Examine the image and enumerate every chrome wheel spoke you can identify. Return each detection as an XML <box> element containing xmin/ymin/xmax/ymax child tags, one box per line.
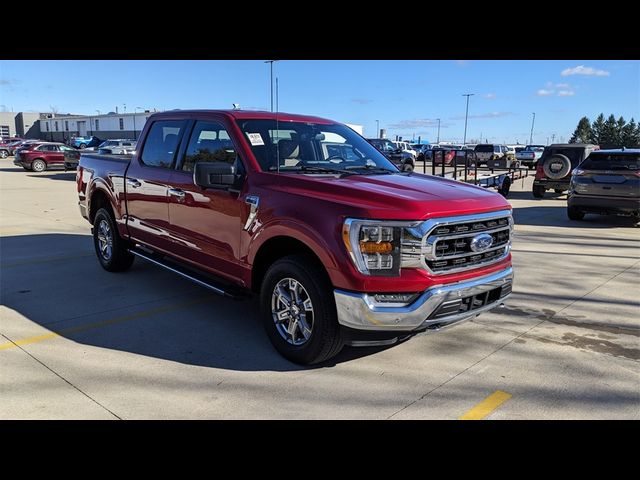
<box><xmin>271</xmin><ymin>277</ymin><xmax>315</xmax><ymax>346</ymax></box>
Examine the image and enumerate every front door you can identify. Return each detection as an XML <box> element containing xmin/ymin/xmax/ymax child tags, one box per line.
<box><xmin>125</xmin><ymin>119</ymin><xmax>188</xmax><ymax>254</ymax></box>
<box><xmin>166</xmin><ymin>119</ymin><xmax>245</xmax><ymax>281</ymax></box>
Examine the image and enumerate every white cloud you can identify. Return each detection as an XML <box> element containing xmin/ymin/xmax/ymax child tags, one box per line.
<box><xmin>561</xmin><ymin>65</ymin><xmax>610</xmax><ymax>77</ymax></box>
<box><xmin>388</xmin><ymin>118</ymin><xmax>446</xmax><ymax>129</ymax></box>
<box><xmin>450</xmin><ymin>112</ymin><xmax>513</xmax><ymax>120</ymax></box>
<box><xmin>557</xmin><ymin>90</ymin><xmax>575</xmax><ymax>96</ymax></box>
<box><xmin>537</xmin><ymin>89</ymin><xmax>555</xmax><ymax>96</ymax></box>
<box><xmin>483</xmin><ymin>93</ymin><xmax>496</xmax><ymax>99</ymax></box>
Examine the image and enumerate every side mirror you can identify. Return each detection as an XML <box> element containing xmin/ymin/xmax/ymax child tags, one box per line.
<box><xmin>194</xmin><ymin>162</ymin><xmax>238</xmax><ymax>188</ymax></box>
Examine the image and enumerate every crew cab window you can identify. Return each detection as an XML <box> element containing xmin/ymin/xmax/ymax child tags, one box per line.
<box><xmin>181</xmin><ymin>121</ymin><xmax>237</xmax><ymax>172</ymax></box>
<box><xmin>140</xmin><ymin>120</ymin><xmax>186</xmax><ymax>168</ymax></box>
<box><xmin>38</xmin><ymin>145</ymin><xmax>59</xmax><ymax>152</ymax></box>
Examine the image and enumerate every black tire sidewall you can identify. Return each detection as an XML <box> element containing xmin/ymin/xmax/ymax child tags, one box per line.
<box><xmin>260</xmin><ymin>255</ymin><xmax>341</xmax><ymax>364</ymax></box>
<box><xmin>92</xmin><ymin>208</ymin><xmax>133</xmax><ymax>272</ymax></box>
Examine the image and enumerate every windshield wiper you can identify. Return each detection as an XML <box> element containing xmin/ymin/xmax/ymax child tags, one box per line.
<box><xmin>344</xmin><ymin>164</ymin><xmax>395</xmax><ymax>175</ymax></box>
<box><xmin>273</xmin><ymin>165</ymin><xmax>355</xmax><ymax>176</ymax></box>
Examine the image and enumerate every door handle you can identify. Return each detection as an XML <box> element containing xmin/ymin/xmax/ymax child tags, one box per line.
<box><xmin>169</xmin><ymin>188</ymin><xmax>186</xmax><ymax>198</ymax></box>
<box><xmin>126</xmin><ymin>178</ymin><xmax>141</xmax><ymax>188</ymax></box>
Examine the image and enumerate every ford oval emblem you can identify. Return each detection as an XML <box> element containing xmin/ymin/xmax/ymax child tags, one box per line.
<box><xmin>470</xmin><ymin>233</ymin><xmax>493</xmax><ymax>252</ymax></box>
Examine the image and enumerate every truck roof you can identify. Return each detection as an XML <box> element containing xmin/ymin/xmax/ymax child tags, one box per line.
<box><xmin>151</xmin><ymin>109</ymin><xmax>335</xmax><ymax>124</ymax></box>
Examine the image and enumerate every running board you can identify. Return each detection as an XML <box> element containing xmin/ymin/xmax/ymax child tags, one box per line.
<box><xmin>128</xmin><ymin>248</ymin><xmax>248</xmax><ymax>300</ymax></box>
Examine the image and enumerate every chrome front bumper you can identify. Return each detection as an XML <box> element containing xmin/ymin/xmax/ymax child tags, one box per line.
<box><xmin>334</xmin><ymin>267</ymin><xmax>513</xmax><ymax>332</ymax></box>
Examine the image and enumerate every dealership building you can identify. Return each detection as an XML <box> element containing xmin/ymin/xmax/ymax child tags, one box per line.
<box><xmin>38</xmin><ymin>111</ymin><xmax>154</xmax><ymax>142</ymax></box>
<box><xmin>0</xmin><ymin>111</ymin><xmax>43</xmax><ymax>140</ymax></box>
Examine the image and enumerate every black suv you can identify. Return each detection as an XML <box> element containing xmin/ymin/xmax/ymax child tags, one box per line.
<box><xmin>366</xmin><ymin>138</ymin><xmax>415</xmax><ymax>171</ymax></box>
<box><xmin>532</xmin><ymin>144</ymin><xmax>599</xmax><ymax>198</ymax></box>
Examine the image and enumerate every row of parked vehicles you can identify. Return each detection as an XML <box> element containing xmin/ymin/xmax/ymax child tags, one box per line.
<box><xmin>0</xmin><ymin>137</ymin><xmax>137</xmax><ymax>172</ymax></box>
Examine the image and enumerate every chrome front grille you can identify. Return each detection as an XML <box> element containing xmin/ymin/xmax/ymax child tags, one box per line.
<box><xmin>401</xmin><ymin>210</ymin><xmax>512</xmax><ymax>275</ymax></box>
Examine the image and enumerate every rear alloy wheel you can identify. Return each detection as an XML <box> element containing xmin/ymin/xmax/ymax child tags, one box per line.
<box><xmin>0</xmin><ymin>150</ymin><xmax>8</xmax><ymax>159</ymax></box>
<box><xmin>567</xmin><ymin>206</ymin><xmax>585</xmax><ymax>221</ymax></box>
<box><xmin>261</xmin><ymin>254</ymin><xmax>343</xmax><ymax>365</ymax></box>
<box><xmin>92</xmin><ymin>208</ymin><xmax>134</xmax><ymax>272</ymax></box>
<box><xmin>79</xmin><ymin>143</ymin><xmax>87</xmax><ymax>149</ymax></box>
<box><xmin>532</xmin><ymin>185</ymin><xmax>545</xmax><ymax>198</ymax></box>
<box><xmin>31</xmin><ymin>159</ymin><xmax>47</xmax><ymax>172</ymax></box>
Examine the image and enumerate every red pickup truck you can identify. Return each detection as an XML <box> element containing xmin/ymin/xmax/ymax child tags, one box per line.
<box><xmin>77</xmin><ymin>110</ymin><xmax>514</xmax><ymax>364</ymax></box>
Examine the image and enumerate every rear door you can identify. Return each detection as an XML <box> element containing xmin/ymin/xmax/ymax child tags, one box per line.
<box><xmin>576</xmin><ymin>153</ymin><xmax>640</xmax><ymax>198</ymax></box>
<box><xmin>125</xmin><ymin>119</ymin><xmax>188</xmax><ymax>253</ymax></box>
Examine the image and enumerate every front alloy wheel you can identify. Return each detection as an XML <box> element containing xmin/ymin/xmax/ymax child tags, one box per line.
<box><xmin>271</xmin><ymin>278</ymin><xmax>314</xmax><ymax>346</ymax></box>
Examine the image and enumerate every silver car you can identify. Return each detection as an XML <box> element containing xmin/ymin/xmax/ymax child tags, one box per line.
<box><xmin>97</xmin><ymin>139</ymin><xmax>137</xmax><ymax>155</ymax></box>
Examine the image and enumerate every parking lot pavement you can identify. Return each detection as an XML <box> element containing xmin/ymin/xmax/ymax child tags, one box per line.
<box><xmin>1</xmin><ymin>164</ymin><xmax>638</xmax><ymax>419</ymax></box>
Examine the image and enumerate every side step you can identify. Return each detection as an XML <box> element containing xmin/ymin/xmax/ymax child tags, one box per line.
<box><xmin>128</xmin><ymin>248</ymin><xmax>249</xmax><ymax>300</ymax></box>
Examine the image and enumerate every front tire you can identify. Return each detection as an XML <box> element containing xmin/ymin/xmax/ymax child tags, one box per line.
<box><xmin>0</xmin><ymin>150</ymin><xmax>8</xmax><ymax>159</ymax></box>
<box><xmin>93</xmin><ymin>208</ymin><xmax>134</xmax><ymax>272</ymax></box>
<box><xmin>79</xmin><ymin>143</ymin><xmax>87</xmax><ymax>149</ymax></box>
<box><xmin>567</xmin><ymin>206</ymin><xmax>585</xmax><ymax>221</ymax></box>
<box><xmin>402</xmin><ymin>162</ymin><xmax>414</xmax><ymax>172</ymax></box>
<box><xmin>260</xmin><ymin>254</ymin><xmax>343</xmax><ymax>365</ymax></box>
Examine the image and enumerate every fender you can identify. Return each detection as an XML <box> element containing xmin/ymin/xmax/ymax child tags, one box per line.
<box><xmin>246</xmin><ymin>218</ymin><xmax>341</xmax><ymax>272</ymax></box>
<box><xmin>87</xmin><ymin>177</ymin><xmax>127</xmax><ymax>236</ymax></box>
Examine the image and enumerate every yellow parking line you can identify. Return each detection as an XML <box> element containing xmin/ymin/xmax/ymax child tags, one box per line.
<box><xmin>0</xmin><ymin>296</ymin><xmax>209</xmax><ymax>351</ymax></box>
<box><xmin>459</xmin><ymin>390</ymin><xmax>512</xmax><ymax>420</ymax></box>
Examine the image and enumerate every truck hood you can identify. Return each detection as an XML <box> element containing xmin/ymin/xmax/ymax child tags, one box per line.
<box><xmin>269</xmin><ymin>172</ymin><xmax>510</xmax><ymax>220</ymax></box>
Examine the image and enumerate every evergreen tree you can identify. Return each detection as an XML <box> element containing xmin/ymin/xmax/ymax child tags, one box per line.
<box><xmin>621</xmin><ymin>118</ymin><xmax>640</xmax><ymax>147</ymax></box>
<box><xmin>569</xmin><ymin>116</ymin><xmax>593</xmax><ymax>143</ymax></box>
<box><xmin>600</xmin><ymin>114</ymin><xmax>619</xmax><ymax>148</ymax></box>
<box><xmin>591</xmin><ymin>113</ymin><xmax>606</xmax><ymax>145</ymax></box>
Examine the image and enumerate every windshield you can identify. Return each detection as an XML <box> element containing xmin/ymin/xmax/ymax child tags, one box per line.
<box><xmin>580</xmin><ymin>153</ymin><xmax>640</xmax><ymax>171</ymax></box>
<box><xmin>475</xmin><ymin>144</ymin><xmax>494</xmax><ymax>152</ymax></box>
<box><xmin>524</xmin><ymin>145</ymin><xmax>544</xmax><ymax>152</ymax></box>
<box><xmin>236</xmin><ymin>119</ymin><xmax>398</xmax><ymax>174</ymax></box>
<box><xmin>100</xmin><ymin>140</ymin><xmax>118</xmax><ymax>147</ymax></box>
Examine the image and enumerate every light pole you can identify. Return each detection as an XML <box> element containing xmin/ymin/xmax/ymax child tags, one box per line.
<box><xmin>529</xmin><ymin>112</ymin><xmax>536</xmax><ymax>144</ymax></box>
<box><xmin>462</xmin><ymin>93</ymin><xmax>474</xmax><ymax>146</ymax></box>
<box><xmin>376</xmin><ymin>119</ymin><xmax>380</xmax><ymax>138</ymax></box>
<box><xmin>436</xmin><ymin>118</ymin><xmax>441</xmax><ymax>143</ymax></box>
<box><xmin>264</xmin><ymin>60</ymin><xmax>278</xmax><ymax>112</ymax></box>
<box><xmin>134</xmin><ymin>107</ymin><xmax>143</xmax><ymax>140</ymax></box>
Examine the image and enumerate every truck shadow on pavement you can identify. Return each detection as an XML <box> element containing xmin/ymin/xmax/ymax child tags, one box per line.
<box><xmin>1</xmin><ymin>234</ymin><xmax>391</xmax><ymax>372</ymax></box>
<box><xmin>26</xmin><ymin>172</ymin><xmax>76</xmax><ymax>181</ymax></box>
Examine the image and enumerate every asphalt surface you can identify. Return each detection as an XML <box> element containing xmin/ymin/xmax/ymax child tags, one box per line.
<box><xmin>1</xmin><ymin>163</ymin><xmax>638</xmax><ymax>419</ymax></box>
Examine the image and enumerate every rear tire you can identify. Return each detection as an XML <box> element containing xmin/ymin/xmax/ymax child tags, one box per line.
<box><xmin>79</xmin><ymin>143</ymin><xmax>87</xmax><ymax>149</ymax></box>
<box><xmin>260</xmin><ymin>254</ymin><xmax>343</xmax><ymax>365</ymax></box>
<box><xmin>567</xmin><ymin>206</ymin><xmax>585</xmax><ymax>221</ymax></box>
<box><xmin>0</xmin><ymin>150</ymin><xmax>8</xmax><ymax>159</ymax></box>
<box><xmin>93</xmin><ymin>208</ymin><xmax>134</xmax><ymax>272</ymax></box>
<box><xmin>532</xmin><ymin>185</ymin><xmax>545</xmax><ymax>199</ymax></box>
<box><xmin>31</xmin><ymin>159</ymin><xmax>47</xmax><ymax>172</ymax></box>
<box><xmin>498</xmin><ymin>177</ymin><xmax>511</xmax><ymax>197</ymax></box>
<box><xmin>402</xmin><ymin>162</ymin><xmax>414</xmax><ymax>173</ymax></box>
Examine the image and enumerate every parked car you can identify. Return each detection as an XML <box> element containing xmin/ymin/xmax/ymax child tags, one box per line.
<box><xmin>474</xmin><ymin>144</ymin><xmax>509</xmax><ymax>167</ymax></box>
<box><xmin>8</xmin><ymin>139</ymin><xmax>42</xmax><ymax>156</ymax></box>
<box><xmin>392</xmin><ymin>141</ymin><xmax>417</xmax><ymax>160</ymax></box>
<box><xmin>532</xmin><ymin>143</ymin><xmax>600</xmax><ymax>198</ymax></box>
<box><xmin>516</xmin><ymin>145</ymin><xmax>545</xmax><ymax>169</ymax></box>
<box><xmin>77</xmin><ymin>109</ymin><xmax>513</xmax><ymax>364</ymax></box>
<box><xmin>72</xmin><ymin>136</ymin><xmax>102</xmax><ymax>149</ymax></box>
<box><xmin>411</xmin><ymin>144</ymin><xmax>433</xmax><ymax>162</ymax></box>
<box><xmin>97</xmin><ymin>139</ymin><xmax>137</xmax><ymax>155</ymax></box>
<box><xmin>13</xmin><ymin>142</ymin><xmax>78</xmax><ymax>172</ymax></box>
<box><xmin>432</xmin><ymin>147</ymin><xmax>456</xmax><ymax>166</ymax></box>
<box><xmin>63</xmin><ymin>148</ymin><xmax>81</xmax><ymax>170</ymax></box>
<box><xmin>0</xmin><ymin>140</ymin><xmax>24</xmax><ymax>158</ymax></box>
<box><xmin>366</xmin><ymin>138</ymin><xmax>415</xmax><ymax>171</ymax></box>
<box><xmin>567</xmin><ymin>148</ymin><xmax>640</xmax><ymax>224</ymax></box>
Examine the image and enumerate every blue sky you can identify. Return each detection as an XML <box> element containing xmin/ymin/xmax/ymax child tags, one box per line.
<box><xmin>1</xmin><ymin>60</ymin><xmax>638</xmax><ymax>144</ymax></box>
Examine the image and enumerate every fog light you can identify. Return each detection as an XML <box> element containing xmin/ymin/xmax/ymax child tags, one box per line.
<box><xmin>373</xmin><ymin>293</ymin><xmax>419</xmax><ymax>304</ymax></box>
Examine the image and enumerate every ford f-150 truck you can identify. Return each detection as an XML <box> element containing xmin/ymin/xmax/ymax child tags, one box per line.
<box><xmin>77</xmin><ymin>110</ymin><xmax>514</xmax><ymax>364</ymax></box>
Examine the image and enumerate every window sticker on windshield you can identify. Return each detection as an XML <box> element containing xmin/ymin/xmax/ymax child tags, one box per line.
<box><xmin>246</xmin><ymin>133</ymin><xmax>264</xmax><ymax>146</ymax></box>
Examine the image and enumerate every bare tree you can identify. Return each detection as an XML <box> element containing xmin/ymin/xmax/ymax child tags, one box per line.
<box><xmin>49</xmin><ymin>105</ymin><xmax>60</xmax><ymax>115</ymax></box>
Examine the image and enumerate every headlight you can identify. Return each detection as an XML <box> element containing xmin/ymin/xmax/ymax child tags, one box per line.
<box><xmin>342</xmin><ymin>219</ymin><xmax>418</xmax><ymax>276</ymax></box>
